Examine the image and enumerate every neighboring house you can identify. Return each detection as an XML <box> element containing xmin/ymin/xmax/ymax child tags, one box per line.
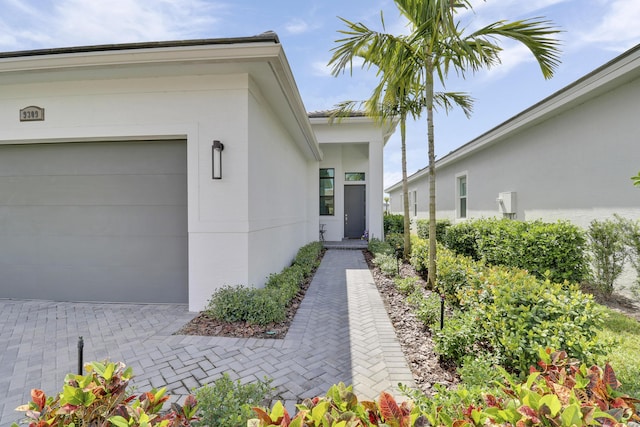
<box><xmin>0</xmin><ymin>34</ymin><xmax>395</xmax><ymax>311</ymax></box>
<box><xmin>386</xmin><ymin>43</ymin><xmax>640</xmax><ymax>230</ymax></box>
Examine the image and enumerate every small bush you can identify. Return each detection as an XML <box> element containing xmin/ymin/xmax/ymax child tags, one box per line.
<box><xmin>406</xmin><ymin>351</ymin><xmax>640</xmax><ymax>427</ymax></box>
<box><xmin>457</xmin><ymin>353</ymin><xmax>502</xmax><ymax>389</ymax></box>
<box><xmin>385</xmin><ymin>232</ymin><xmax>405</xmax><ymax>257</ymax></box>
<box><xmin>409</xmin><ymin>237</ymin><xmax>429</xmax><ymax>273</ymax></box>
<box><xmin>394</xmin><ymin>276</ymin><xmax>419</xmax><ymax>295</ymax></box>
<box><xmin>368</xmin><ymin>238</ymin><xmax>394</xmax><ymax>256</ymax></box>
<box><xmin>617</xmin><ymin>214</ymin><xmax>640</xmax><ymax>297</ymax></box>
<box><xmin>433</xmin><ymin>310</ymin><xmax>482</xmax><ymax>365</ymax></box>
<box><xmin>195</xmin><ymin>373</ymin><xmax>273</xmax><ymax>427</ymax></box>
<box><xmin>372</xmin><ymin>253</ymin><xmax>398</xmax><ymax>277</ymax></box>
<box><xmin>588</xmin><ymin>218</ymin><xmax>628</xmax><ymax>295</ymax></box>
<box><xmin>427</xmin><ymin>245</ymin><xmax>608</xmax><ymax>375</ymax></box>
<box><xmin>383</xmin><ymin>213</ymin><xmax>404</xmax><ymax>236</ymax></box>
<box><xmin>416</xmin><ymin>219</ymin><xmax>451</xmax><ymax>242</ymax></box>
<box><xmin>13</xmin><ymin>361</ymin><xmax>198</xmax><ymax>427</ymax></box>
<box><xmin>410</xmin><ymin>291</ymin><xmax>441</xmax><ymax>327</ymax></box>
<box><xmin>206</xmin><ymin>285</ymin><xmax>254</xmax><ymax>322</ymax></box>
<box><xmin>205</xmin><ymin>241</ymin><xmax>322</xmax><ymax>325</ymax></box>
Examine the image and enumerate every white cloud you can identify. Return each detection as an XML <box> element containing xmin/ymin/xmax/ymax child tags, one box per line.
<box><xmin>580</xmin><ymin>0</ymin><xmax>640</xmax><ymax>51</ymax></box>
<box><xmin>285</xmin><ymin>18</ymin><xmax>310</xmax><ymax>35</ymax></box>
<box><xmin>0</xmin><ymin>0</ymin><xmax>227</xmax><ymax>50</ymax></box>
<box><xmin>312</xmin><ymin>60</ymin><xmax>333</xmax><ymax>77</ymax></box>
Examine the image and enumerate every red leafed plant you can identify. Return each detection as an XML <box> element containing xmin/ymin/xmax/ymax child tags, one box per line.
<box><xmin>12</xmin><ymin>361</ymin><xmax>198</xmax><ymax>427</ymax></box>
<box><xmin>253</xmin><ymin>383</ymin><xmax>426</xmax><ymax>427</ymax></box>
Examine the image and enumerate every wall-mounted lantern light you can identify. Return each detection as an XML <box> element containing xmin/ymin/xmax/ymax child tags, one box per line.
<box><xmin>212</xmin><ymin>140</ymin><xmax>224</xmax><ymax>179</ymax></box>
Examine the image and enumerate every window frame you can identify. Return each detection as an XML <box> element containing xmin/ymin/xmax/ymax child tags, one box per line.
<box><xmin>319</xmin><ymin>168</ymin><xmax>335</xmax><ymax>216</ymax></box>
<box><xmin>456</xmin><ymin>172</ymin><xmax>468</xmax><ymax>219</ymax></box>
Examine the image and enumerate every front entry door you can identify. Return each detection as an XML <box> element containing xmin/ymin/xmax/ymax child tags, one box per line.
<box><xmin>344</xmin><ymin>185</ymin><xmax>366</xmax><ymax>238</ymax></box>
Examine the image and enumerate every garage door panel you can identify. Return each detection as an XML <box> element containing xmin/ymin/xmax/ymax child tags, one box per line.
<box><xmin>0</xmin><ymin>140</ymin><xmax>188</xmax><ymax>304</ymax></box>
<box><xmin>0</xmin><ymin>206</ymin><xmax>186</xmax><ymax>237</ymax></box>
<box><xmin>0</xmin><ymin>174</ymin><xmax>187</xmax><ymax>206</ymax></box>
<box><xmin>1</xmin><ymin>264</ymin><xmax>186</xmax><ymax>303</ymax></box>
<box><xmin>0</xmin><ymin>141</ymin><xmax>187</xmax><ymax>177</ymax></box>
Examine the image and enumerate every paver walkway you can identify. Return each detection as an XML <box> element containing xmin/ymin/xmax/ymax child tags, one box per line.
<box><xmin>0</xmin><ymin>249</ymin><xmax>415</xmax><ymax>426</ymax></box>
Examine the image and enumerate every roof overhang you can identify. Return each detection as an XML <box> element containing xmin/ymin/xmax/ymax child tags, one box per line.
<box><xmin>0</xmin><ymin>34</ymin><xmax>322</xmax><ymax>161</ymax></box>
<box><xmin>308</xmin><ymin>111</ymin><xmax>399</xmax><ymax>145</ymax></box>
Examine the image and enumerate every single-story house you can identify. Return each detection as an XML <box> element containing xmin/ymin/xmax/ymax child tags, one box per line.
<box><xmin>0</xmin><ymin>34</ymin><xmax>395</xmax><ymax>311</ymax></box>
<box><xmin>386</xmin><ymin>43</ymin><xmax>640</xmax><ymax>230</ymax></box>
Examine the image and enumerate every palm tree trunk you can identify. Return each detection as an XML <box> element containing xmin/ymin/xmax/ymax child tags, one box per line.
<box><xmin>400</xmin><ymin>115</ymin><xmax>411</xmax><ymax>259</ymax></box>
<box><xmin>426</xmin><ymin>64</ymin><xmax>437</xmax><ymax>290</ymax></box>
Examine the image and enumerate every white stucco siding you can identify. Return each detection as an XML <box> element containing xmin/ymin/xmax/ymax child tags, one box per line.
<box><xmin>434</xmin><ymin>74</ymin><xmax>640</xmax><ymax>226</ymax></box>
<box><xmin>246</xmin><ymin>88</ymin><xmax>312</xmax><ymax>287</ymax></box>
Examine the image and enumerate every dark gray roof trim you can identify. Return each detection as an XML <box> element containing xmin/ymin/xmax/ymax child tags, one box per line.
<box><xmin>308</xmin><ymin>110</ymin><xmax>367</xmax><ymax>118</ymax></box>
<box><xmin>0</xmin><ymin>31</ymin><xmax>280</xmax><ymax>59</ymax></box>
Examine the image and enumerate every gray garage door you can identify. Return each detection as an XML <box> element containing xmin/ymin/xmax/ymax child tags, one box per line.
<box><xmin>0</xmin><ymin>140</ymin><xmax>188</xmax><ymax>303</ymax></box>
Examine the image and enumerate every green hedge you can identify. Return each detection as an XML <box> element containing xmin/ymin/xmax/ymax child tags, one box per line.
<box><xmin>205</xmin><ymin>241</ymin><xmax>323</xmax><ymax>325</ymax></box>
<box><xmin>416</xmin><ymin>219</ymin><xmax>451</xmax><ymax>242</ymax></box>
<box><xmin>410</xmin><ymin>239</ymin><xmax>608</xmax><ymax>375</ymax></box>
<box><xmin>444</xmin><ymin>218</ymin><xmax>589</xmax><ymax>284</ymax></box>
<box><xmin>383</xmin><ymin>213</ymin><xmax>404</xmax><ymax>236</ymax></box>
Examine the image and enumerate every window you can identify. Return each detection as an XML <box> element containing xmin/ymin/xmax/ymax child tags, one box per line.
<box><xmin>320</xmin><ymin>168</ymin><xmax>334</xmax><ymax>215</ymax></box>
<box><xmin>413</xmin><ymin>190</ymin><xmax>417</xmax><ymax>217</ymax></box>
<box><xmin>345</xmin><ymin>172</ymin><xmax>365</xmax><ymax>181</ymax></box>
<box><xmin>457</xmin><ymin>175</ymin><xmax>467</xmax><ymax>218</ymax></box>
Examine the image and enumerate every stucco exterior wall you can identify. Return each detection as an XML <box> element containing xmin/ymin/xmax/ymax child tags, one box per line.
<box><xmin>432</xmin><ymin>74</ymin><xmax>640</xmax><ymax>227</ymax></box>
<box><xmin>246</xmin><ymin>85</ymin><xmax>313</xmax><ymax>286</ymax></box>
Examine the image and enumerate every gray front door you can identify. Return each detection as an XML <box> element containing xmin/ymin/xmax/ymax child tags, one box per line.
<box><xmin>344</xmin><ymin>185</ymin><xmax>366</xmax><ymax>238</ymax></box>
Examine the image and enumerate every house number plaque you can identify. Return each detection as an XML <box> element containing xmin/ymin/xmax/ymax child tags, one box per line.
<box><xmin>20</xmin><ymin>106</ymin><xmax>45</xmax><ymax>122</ymax></box>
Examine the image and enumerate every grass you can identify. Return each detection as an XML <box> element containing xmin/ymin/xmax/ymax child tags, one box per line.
<box><xmin>598</xmin><ymin>307</ymin><xmax>640</xmax><ymax>398</ymax></box>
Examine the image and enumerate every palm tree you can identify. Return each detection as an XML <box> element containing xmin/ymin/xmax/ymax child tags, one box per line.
<box><xmin>329</xmin><ymin>0</ymin><xmax>560</xmax><ymax>288</ymax></box>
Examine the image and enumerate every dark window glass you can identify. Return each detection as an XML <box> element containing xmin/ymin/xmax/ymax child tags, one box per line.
<box><xmin>320</xmin><ymin>168</ymin><xmax>335</xmax><ymax>215</ymax></box>
<box><xmin>345</xmin><ymin>172</ymin><xmax>365</xmax><ymax>181</ymax></box>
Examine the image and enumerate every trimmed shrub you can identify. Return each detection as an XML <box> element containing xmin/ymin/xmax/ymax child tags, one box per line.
<box><xmin>416</xmin><ymin>218</ymin><xmax>451</xmax><ymax>242</ymax></box>
<box><xmin>368</xmin><ymin>238</ymin><xmax>394</xmax><ymax>256</ymax></box>
<box><xmin>394</xmin><ymin>276</ymin><xmax>419</xmax><ymax>295</ymax></box>
<box><xmin>384</xmin><ymin>232</ymin><xmax>405</xmax><ymax>257</ymax></box>
<box><xmin>616</xmin><ymin>214</ymin><xmax>640</xmax><ymax>296</ymax></box>
<box><xmin>409</xmin><ymin>237</ymin><xmax>429</xmax><ymax>273</ymax></box>
<box><xmin>205</xmin><ymin>241</ymin><xmax>323</xmax><ymax>325</ymax></box>
<box><xmin>195</xmin><ymin>373</ymin><xmax>273</xmax><ymax>427</ymax></box>
<box><xmin>443</xmin><ymin>220</ymin><xmax>479</xmax><ymax>260</ymax></box>
<box><xmin>372</xmin><ymin>253</ymin><xmax>398</xmax><ymax>277</ymax></box>
<box><xmin>444</xmin><ymin>218</ymin><xmax>589</xmax><ymax>284</ymax></box>
<box><xmin>588</xmin><ymin>217</ymin><xmax>627</xmax><ymax>295</ymax></box>
<box><xmin>424</xmin><ymin>244</ymin><xmax>608</xmax><ymax>375</ymax></box>
<box><xmin>383</xmin><ymin>213</ymin><xmax>404</xmax><ymax>236</ymax></box>
<box><xmin>408</xmin><ymin>291</ymin><xmax>442</xmax><ymax>327</ymax></box>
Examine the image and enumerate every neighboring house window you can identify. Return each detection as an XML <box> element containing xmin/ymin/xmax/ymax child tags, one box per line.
<box><xmin>457</xmin><ymin>175</ymin><xmax>467</xmax><ymax>218</ymax></box>
<box><xmin>320</xmin><ymin>168</ymin><xmax>335</xmax><ymax>215</ymax></box>
<box><xmin>345</xmin><ymin>172</ymin><xmax>365</xmax><ymax>181</ymax></box>
<box><xmin>413</xmin><ymin>190</ymin><xmax>417</xmax><ymax>217</ymax></box>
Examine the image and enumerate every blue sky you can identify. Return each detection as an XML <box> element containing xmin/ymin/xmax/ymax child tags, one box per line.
<box><xmin>1</xmin><ymin>0</ymin><xmax>639</xmax><ymax>188</ymax></box>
